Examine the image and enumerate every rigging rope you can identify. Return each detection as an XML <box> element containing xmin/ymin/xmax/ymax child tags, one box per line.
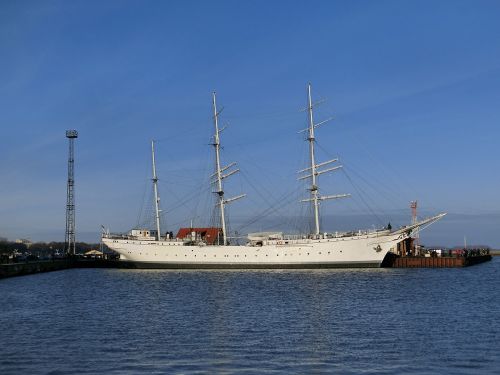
<box><xmin>340</xmin><ymin>168</ymin><xmax>385</xmax><ymax>226</ymax></box>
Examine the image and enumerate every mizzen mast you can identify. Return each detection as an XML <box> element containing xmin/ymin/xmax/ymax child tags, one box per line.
<box><xmin>151</xmin><ymin>140</ymin><xmax>162</xmax><ymax>241</ymax></box>
<box><xmin>298</xmin><ymin>83</ymin><xmax>350</xmax><ymax>235</ymax></box>
<box><xmin>212</xmin><ymin>92</ymin><xmax>245</xmax><ymax>245</ymax></box>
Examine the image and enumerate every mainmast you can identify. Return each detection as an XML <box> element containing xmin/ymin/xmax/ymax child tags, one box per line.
<box><xmin>307</xmin><ymin>84</ymin><xmax>321</xmax><ymax>234</ymax></box>
<box><xmin>298</xmin><ymin>83</ymin><xmax>350</xmax><ymax>236</ymax></box>
<box><xmin>151</xmin><ymin>140</ymin><xmax>162</xmax><ymax>241</ymax></box>
<box><xmin>211</xmin><ymin>92</ymin><xmax>245</xmax><ymax>245</ymax></box>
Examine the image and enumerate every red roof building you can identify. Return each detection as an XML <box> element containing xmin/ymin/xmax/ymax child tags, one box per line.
<box><xmin>175</xmin><ymin>227</ymin><xmax>221</xmax><ymax>245</ymax></box>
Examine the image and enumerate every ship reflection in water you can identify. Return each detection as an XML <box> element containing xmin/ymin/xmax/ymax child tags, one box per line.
<box><xmin>0</xmin><ymin>264</ymin><xmax>499</xmax><ymax>374</ymax></box>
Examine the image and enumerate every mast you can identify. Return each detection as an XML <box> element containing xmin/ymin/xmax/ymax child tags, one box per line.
<box><xmin>211</xmin><ymin>92</ymin><xmax>245</xmax><ymax>245</ymax></box>
<box><xmin>151</xmin><ymin>140</ymin><xmax>161</xmax><ymax>241</ymax></box>
<box><xmin>212</xmin><ymin>92</ymin><xmax>227</xmax><ymax>244</ymax></box>
<box><xmin>298</xmin><ymin>83</ymin><xmax>350</xmax><ymax>236</ymax></box>
<box><xmin>307</xmin><ymin>84</ymin><xmax>321</xmax><ymax>234</ymax></box>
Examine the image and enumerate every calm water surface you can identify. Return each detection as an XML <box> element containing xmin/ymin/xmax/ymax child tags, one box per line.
<box><xmin>1</xmin><ymin>260</ymin><xmax>499</xmax><ymax>374</ymax></box>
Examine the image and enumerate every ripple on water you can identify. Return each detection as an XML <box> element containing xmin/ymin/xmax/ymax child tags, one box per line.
<box><xmin>0</xmin><ymin>262</ymin><xmax>499</xmax><ymax>374</ymax></box>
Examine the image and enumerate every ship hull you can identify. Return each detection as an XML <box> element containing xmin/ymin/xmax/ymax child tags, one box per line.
<box><xmin>107</xmin><ymin>260</ymin><xmax>382</xmax><ymax>269</ymax></box>
<box><xmin>102</xmin><ymin>231</ymin><xmax>407</xmax><ymax>269</ymax></box>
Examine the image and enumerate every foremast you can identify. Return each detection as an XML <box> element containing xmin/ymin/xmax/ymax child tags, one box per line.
<box><xmin>151</xmin><ymin>140</ymin><xmax>162</xmax><ymax>241</ymax></box>
<box><xmin>211</xmin><ymin>92</ymin><xmax>245</xmax><ymax>245</ymax></box>
<box><xmin>299</xmin><ymin>83</ymin><xmax>350</xmax><ymax>236</ymax></box>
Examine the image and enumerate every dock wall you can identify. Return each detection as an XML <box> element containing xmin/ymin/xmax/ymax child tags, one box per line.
<box><xmin>0</xmin><ymin>260</ymin><xmax>74</xmax><ymax>279</ymax></box>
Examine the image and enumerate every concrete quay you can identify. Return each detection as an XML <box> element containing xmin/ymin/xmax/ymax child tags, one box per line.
<box><xmin>0</xmin><ymin>259</ymin><xmax>74</xmax><ymax>279</ymax></box>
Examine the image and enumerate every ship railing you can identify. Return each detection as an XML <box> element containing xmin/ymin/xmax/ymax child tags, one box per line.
<box><xmin>281</xmin><ymin>228</ymin><xmax>390</xmax><ymax>241</ymax></box>
<box><xmin>102</xmin><ymin>233</ymin><xmax>181</xmax><ymax>241</ymax></box>
<box><xmin>102</xmin><ymin>233</ymin><xmax>129</xmax><ymax>240</ymax></box>
<box><xmin>102</xmin><ymin>233</ymin><xmax>145</xmax><ymax>240</ymax></box>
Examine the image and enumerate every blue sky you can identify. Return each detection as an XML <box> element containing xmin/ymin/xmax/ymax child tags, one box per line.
<box><xmin>1</xmin><ymin>0</ymin><xmax>500</xmax><ymax>247</ymax></box>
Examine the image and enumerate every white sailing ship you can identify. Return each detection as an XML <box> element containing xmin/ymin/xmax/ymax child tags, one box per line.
<box><xmin>102</xmin><ymin>84</ymin><xmax>445</xmax><ymax>268</ymax></box>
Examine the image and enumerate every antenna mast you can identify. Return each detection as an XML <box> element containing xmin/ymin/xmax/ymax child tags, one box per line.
<box><xmin>212</xmin><ymin>92</ymin><xmax>245</xmax><ymax>245</ymax></box>
<box><xmin>410</xmin><ymin>200</ymin><xmax>419</xmax><ymax>253</ymax></box>
<box><xmin>151</xmin><ymin>140</ymin><xmax>162</xmax><ymax>241</ymax></box>
<box><xmin>65</xmin><ymin>130</ymin><xmax>78</xmax><ymax>255</ymax></box>
<box><xmin>298</xmin><ymin>83</ymin><xmax>350</xmax><ymax>236</ymax></box>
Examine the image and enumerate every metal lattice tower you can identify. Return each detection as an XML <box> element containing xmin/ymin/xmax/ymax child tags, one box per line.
<box><xmin>65</xmin><ymin>130</ymin><xmax>78</xmax><ymax>255</ymax></box>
